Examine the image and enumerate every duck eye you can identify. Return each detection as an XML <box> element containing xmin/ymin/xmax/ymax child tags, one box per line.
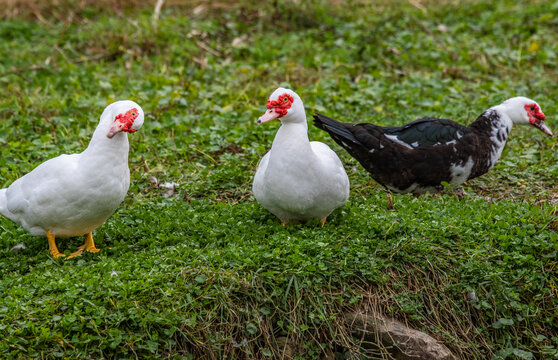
<box><xmin>283</xmin><ymin>97</ymin><xmax>289</xmax><ymax>102</ymax></box>
<box><xmin>530</xmin><ymin>106</ymin><xmax>535</xmax><ymax>111</ymax></box>
<box><xmin>131</xmin><ymin>112</ymin><xmax>136</xmax><ymax>116</ymax></box>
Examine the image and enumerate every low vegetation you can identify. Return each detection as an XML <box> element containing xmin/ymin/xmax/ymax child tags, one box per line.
<box><xmin>0</xmin><ymin>0</ymin><xmax>556</xmax><ymax>358</ymax></box>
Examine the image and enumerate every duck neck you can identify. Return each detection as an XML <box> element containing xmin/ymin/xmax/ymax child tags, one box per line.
<box><xmin>470</xmin><ymin>105</ymin><xmax>513</xmax><ymax>170</ymax></box>
<box><xmin>83</xmin><ymin>120</ymin><xmax>130</xmax><ymax>162</ymax></box>
<box><xmin>272</xmin><ymin>121</ymin><xmax>311</xmax><ymax>153</ymax></box>
<box><xmin>471</xmin><ymin>106</ymin><xmax>513</xmax><ymax>141</ymax></box>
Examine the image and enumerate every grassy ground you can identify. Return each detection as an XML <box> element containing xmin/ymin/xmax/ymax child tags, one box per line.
<box><xmin>0</xmin><ymin>0</ymin><xmax>557</xmax><ymax>358</ymax></box>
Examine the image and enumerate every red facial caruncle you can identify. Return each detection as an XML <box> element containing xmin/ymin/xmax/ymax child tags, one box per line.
<box><xmin>107</xmin><ymin>108</ymin><xmax>140</xmax><ymax>138</ymax></box>
<box><xmin>524</xmin><ymin>103</ymin><xmax>552</xmax><ymax>136</ymax></box>
<box><xmin>525</xmin><ymin>103</ymin><xmax>545</xmax><ymax>123</ymax></box>
<box><xmin>267</xmin><ymin>93</ymin><xmax>294</xmax><ymax>117</ymax></box>
<box><xmin>257</xmin><ymin>93</ymin><xmax>295</xmax><ymax>124</ymax></box>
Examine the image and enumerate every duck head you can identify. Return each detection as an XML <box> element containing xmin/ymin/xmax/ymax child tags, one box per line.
<box><xmin>106</xmin><ymin>100</ymin><xmax>145</xmax><ymax>138</ymax></box>
<box><xmin>257</xmin><ymin>88</ymin><xmax>306</xmax><ymax>125</ymax></box>
<box><xmin>500</xmin><ymin>97</ymin><xmax>552</xmax><ymax>136</ymax></box>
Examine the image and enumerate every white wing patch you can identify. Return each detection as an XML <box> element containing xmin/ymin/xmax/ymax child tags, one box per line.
<box><xmin>385</xmin><ymin>134</ymin><xmax>413</xmax><ymax>149</ymax></box>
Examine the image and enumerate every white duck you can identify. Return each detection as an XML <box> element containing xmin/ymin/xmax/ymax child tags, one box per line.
<box><xmin>0</xmin><ymin>100</ymin><xmax>144</xmax><ymax>258</ymax></box>
<box><xmin>253</xmin><ymin>88</ymin><xmax>349</xmax><ymax>226</ymax></box>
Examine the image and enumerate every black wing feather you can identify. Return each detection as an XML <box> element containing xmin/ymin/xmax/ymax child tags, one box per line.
<box><xmin>382</xmin><ymin>117</ymin><xmax>467</xmax><ymax>147</ymax></box>
<box><xmin>313</xmin><ymin>113</ymin><xmax>360</xmax><ymax>144</ymax></box>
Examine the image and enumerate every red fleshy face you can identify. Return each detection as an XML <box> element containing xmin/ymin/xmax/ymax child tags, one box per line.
<box><xmin>266</xmin><ymin>93</ymin><xmax>294</xmax><ymax>118</ymax></box>
<box><xmin>525</xmin><ymin>103</ymin><xmax>546</xmax><ymax>124</ymax></box>
<box><xmin>114</xmin><ymin>108</ymin><xmax>140</xmax><ymax>133</ymax></box>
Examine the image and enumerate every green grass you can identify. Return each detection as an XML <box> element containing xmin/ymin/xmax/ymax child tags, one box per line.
<box><xmin>0</xmin><ymin>0</ymin><xmax>557</xmax><ymax>358</ymax></box>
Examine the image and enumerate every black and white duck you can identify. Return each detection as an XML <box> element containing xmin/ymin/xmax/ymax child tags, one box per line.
<box><xmin>313</xmin><ymin>97</ymin><xmax>552</xmax><ymax>194</ymax></box>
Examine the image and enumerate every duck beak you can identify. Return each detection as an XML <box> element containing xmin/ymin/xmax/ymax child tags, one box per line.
<box><xmin>107</xmin><ymin>113</ymin><xmax>138</xmax><ymax>138</ymax></box>
<box><xmin>534</xmin><ymin>121</ymin><xmax>553</xmax><ymax>137</ymax></box>
<box><xmin>107</xmin><ymin>120</ymin><xmax>126</xmax><ymax>138</ymax></box>
<box><xmin>257</xmin><ymin>108</ymin><xmax>281</xmax><ymax>124</ymax></box>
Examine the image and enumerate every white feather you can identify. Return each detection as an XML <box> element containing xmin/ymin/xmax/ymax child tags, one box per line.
<box><xmin>253</xmin><ymin>89</ymin><xmax>349</xmax><ymax>222</ymax></box>
<box><xmin>385</xmin><ymin>134</ymin><xmax>413</xmax><ymax>149</ymax></box>
<box><xmin>450</xmin><ymin>156</ymin><xmax>474</xmax><ymax>184</ymax></box>
<box><xmin>0</xmin><ymin>100</ymin><xmax>143</xmax><ymax>237</ymax></box>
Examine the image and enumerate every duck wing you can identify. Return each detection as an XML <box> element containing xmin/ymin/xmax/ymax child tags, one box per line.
<box><xmin>381</xmin><ymin>117</ymin><xmax>468</xmax><ymax>148</ymax></box>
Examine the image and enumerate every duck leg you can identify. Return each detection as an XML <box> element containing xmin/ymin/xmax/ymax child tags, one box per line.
<box><xmin>82</xmin><ymin>232</ymin><xmax>100</xmax><ymax>253</ymax></box>
<box><xmin>320</xmin><ymin>218</ymin><xmax>327</xmax><ymax>227</ymax></box>
<box><xmin>46</xmin><ymin>230</ymin><xmax>65</xmax><ymax>258</ymax></box>
<box><xmin>67</xmin><ymin>232</ymin><xmax>100</xmax><ymax>259</ymax></box>
<box><xmin>386</xmin><ymin>193</ymin><xmax>394</xmax><ymax>210</ymax></box>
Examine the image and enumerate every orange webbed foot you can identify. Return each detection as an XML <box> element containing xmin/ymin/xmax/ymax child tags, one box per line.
<box><xmin>46</xmin><ymin>230</ymin><xmax>66</xmax><ymax>258</ymax></box>
<box><xmin>66</xmin><ymin>233</ymin><xmax>100</xmax><ymax>260</ymax></box>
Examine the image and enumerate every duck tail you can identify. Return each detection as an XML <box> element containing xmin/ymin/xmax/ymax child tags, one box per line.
<box><xmin>0</xmin><ymin>188</ymin><xmax>17</xmax><ymax>223</ymax></box>
<box><xmin>312</xmin><ymin>113</ymin><xmax>360</xmax><ymax>144</ymax></box>
<box><xmin>0</xmin><ymin>188</ymin><xmax>9</xmax><ymax>219</ymax></box>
